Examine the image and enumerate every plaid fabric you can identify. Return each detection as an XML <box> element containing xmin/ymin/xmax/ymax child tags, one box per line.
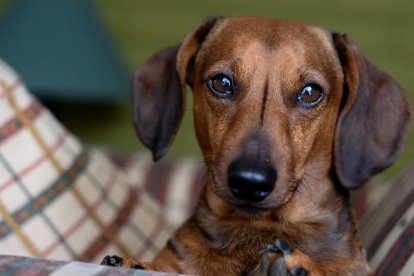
<box><xmin>0</xmin><ymin>59</ymin><xmax>174</xmax><ymax>264</ymax></box>
<box><xmin>358</xmin><ymin>161</ymin><xmax>414</xmax><ymax>276</ymax></box>
<box><xmin>0</xmin><ymin>254</ymin><xmax>186</xmax><ymax>276</ymax></box>
<box><xmin>106</xmin><ymin>150</ymin><xmax>205</xmax><ymax>228</ymax></box>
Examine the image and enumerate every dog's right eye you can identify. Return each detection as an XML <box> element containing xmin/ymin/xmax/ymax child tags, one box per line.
<box><xmin>208</xmin><ymin>74</ymin><xmax>234</xmax><ymax>98</ymax></box>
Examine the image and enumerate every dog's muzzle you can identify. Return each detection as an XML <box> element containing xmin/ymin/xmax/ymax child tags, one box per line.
<box><xmin>227</xmin><ymin>160</ymin><xmax>277</xmax><ymax>202</ymax></box>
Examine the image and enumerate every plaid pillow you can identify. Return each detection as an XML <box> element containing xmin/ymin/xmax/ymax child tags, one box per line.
<box><xmin>108</xmin><ymin>151</ymin><xmax>205</xmax><ymax>228</ymax></box>
<box><xmin>359</xmin><ymin>163</ymin><xmax>414</xmax><ymax>276</ymax></box>
<box><xmin>0</xmin><ymin>59</ymin><xmax>174</xmax><ymax>264</ymax></box>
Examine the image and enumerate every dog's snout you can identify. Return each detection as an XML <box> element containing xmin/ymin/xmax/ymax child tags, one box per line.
<box><xmin>227</xmin><ymin>160</ymin><xmax>277</xmax><ymax>202</ymax></box>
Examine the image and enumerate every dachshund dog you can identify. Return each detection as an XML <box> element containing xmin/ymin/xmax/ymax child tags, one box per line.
<box><xmin>101</xmin><ymin>17</ymin><xmax>412</xmax><ymax>276</ymax></box>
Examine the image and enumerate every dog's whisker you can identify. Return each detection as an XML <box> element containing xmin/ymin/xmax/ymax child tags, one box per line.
<box><xmin>303</xmin><ymin>172</ymin><xmax>325</xmax><ymax>183</ymax></box>
<box><xmin>301</xmin><ymin>177</ymin><xmax>313</xmax><ymax>190</ymax></box>
<box><xmin>201</xmin><ymin>169</ymin><xmax>222</xmax><ymax>200</ymax></box>
<box><xmin>202</xmin><ymin>155</ymin><xmax>220</xmax><ymax>163</ymax></box>
<box><xmin>300</xmin><ymin>177</ymin><xmax>314</xmax><ymax>201</ymax></box>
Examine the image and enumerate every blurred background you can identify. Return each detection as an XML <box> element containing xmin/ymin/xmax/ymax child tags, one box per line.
<box><xmin>0</xmin><ymin>0</ymin><xmax>412</xmax><ymax>180</ymax></box>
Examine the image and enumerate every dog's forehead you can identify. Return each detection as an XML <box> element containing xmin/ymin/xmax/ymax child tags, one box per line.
<box><xmin>198</xmin><ymin>17</ymin><xmax>339</xmax><ymax>71</ymax></box>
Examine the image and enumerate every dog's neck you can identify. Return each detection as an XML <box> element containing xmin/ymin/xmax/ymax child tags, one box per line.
<box><xmin>192</xmin><ymin>172</ymin><xmax>364</xmax><ymax>264</ymax></box>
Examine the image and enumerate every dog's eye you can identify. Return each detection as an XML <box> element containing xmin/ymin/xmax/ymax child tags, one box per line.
<box><xmin>209</xmin><ymin>74</ymin><xmax>234</xmax><ymax>97</ymax></box>
<box><xmin>296</xmin><ymin>83</ymin><xmax>324</xmax><ymax>107</ymax></box>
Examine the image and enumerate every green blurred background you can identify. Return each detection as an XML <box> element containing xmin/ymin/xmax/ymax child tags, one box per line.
<box><xmin>0</xmin><ymin>0</ymin><xmax>413</xmax><ymax>180</ymax></box>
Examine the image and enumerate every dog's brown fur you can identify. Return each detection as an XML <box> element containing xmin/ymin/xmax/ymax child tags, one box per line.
<box><xmin>105</xmin><ymin>17</ymin><xmax>412</xmax><ymax>276</ymax></box>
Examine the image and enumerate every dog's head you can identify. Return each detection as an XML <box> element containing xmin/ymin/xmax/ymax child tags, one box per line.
<box><xmin>132</xmin><ymin>17</ymin><xmax>412</xmax><ymax>214</ymax></box>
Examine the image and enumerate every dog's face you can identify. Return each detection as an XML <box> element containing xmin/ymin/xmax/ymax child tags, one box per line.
<box><xmin>191</xmin><ymin>18</ymin><xmax>344</xmax><ymax>211</ymax></box>
<box><xmin>132</xmin><ymin>17</ymin><xmax>411</xmax><ymax>214</ymax></box>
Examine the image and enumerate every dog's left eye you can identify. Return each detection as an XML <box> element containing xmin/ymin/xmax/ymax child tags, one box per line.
<box><xmin>296</xmin><ymin>83</ymin><xmax>324</xmax><ymax>107</ymax></box>
<box><xmin>208</xmin><ymin>74</ymin><xmax>234</xmax><ymax>98</ymax></box>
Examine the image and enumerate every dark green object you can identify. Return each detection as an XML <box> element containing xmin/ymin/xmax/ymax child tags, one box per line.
<box><xmin>0</xmin><ymin>0</ymin><xmax>129</xmax><ymax>101</ymax></box>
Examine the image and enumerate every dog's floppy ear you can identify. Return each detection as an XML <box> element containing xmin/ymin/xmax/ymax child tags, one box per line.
<box><xmin>332</xmin><ymin>33</ymin><xmax>412</xmax><ymax>189</ymax></box>
<box><xmin>132</xmin><ymin>16</ymin><xmax>221</xmax><ymax>161</ymax></box>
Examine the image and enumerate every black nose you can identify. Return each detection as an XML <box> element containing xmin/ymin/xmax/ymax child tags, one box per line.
<box><xmin>227</xmin><ymin>160</ymin><xmax>277</xmax><ymax>202</ymax></box>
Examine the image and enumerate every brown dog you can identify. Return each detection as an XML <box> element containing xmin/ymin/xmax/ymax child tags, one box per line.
<box><xmin>101</xmin><ymin>17</ymin><xmax>412</xmax><ymax>276</ymax></box>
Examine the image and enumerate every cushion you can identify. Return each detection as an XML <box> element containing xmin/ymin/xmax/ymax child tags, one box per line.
<box><xmin>0</xmin><ymin>59</ymin><xmax>174</xmax><ymax>264</ymax></box>
<box><xmin>0</xmin><ymin>254</ymin><xmax>184</xmax><ymax>276</ymax></box>
<box><xmin>360</xmin><ymin>163</ymin><xmax>414</xmax><ymax>276</ymax></box>
<box><xmin>107</xmin><ymin>150</ymin><xmax>205</xmax><ymax>228</ymax></box>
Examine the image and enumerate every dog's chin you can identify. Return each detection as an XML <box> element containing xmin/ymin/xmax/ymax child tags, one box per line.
<box><xmin>217</xmin><ymin>192</ymin><xmax>281</xmax><ymax>215</ymax></box>
<box><xmin>232</xmin><ymin>204</ymin><xmax>271</xmax><ymax>215</ymax></box>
